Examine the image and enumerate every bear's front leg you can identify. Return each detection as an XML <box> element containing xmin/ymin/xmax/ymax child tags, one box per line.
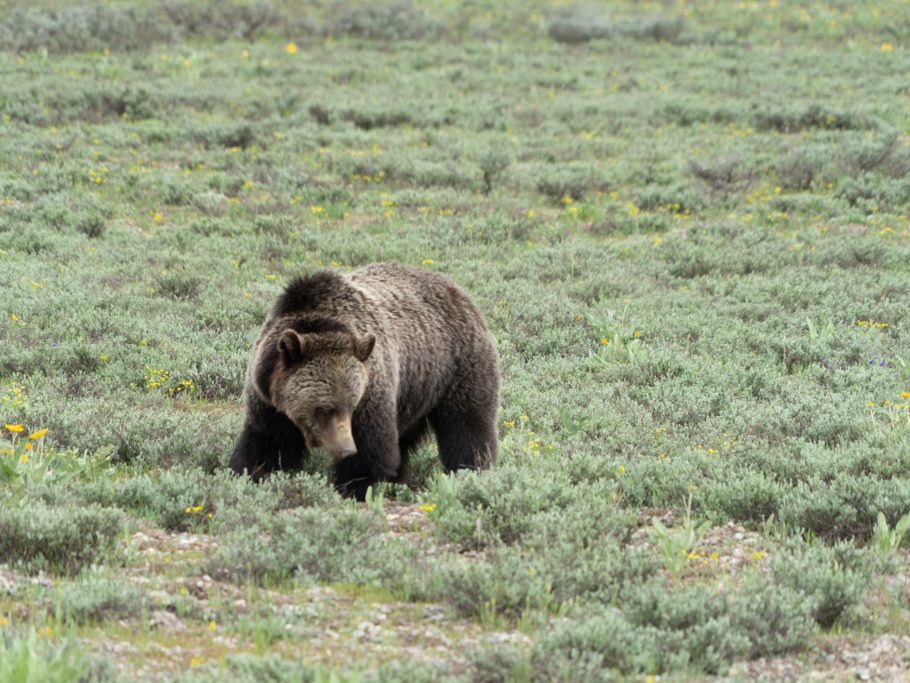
<box><xmin>230</xmin><ymin>400</ymin><xmax>306</xmax><ymax>479</ymax></box>
<box><xmin>333</xmin><ymin>399</ymin><xmax>400</xmax><ymax>500</ymax></box>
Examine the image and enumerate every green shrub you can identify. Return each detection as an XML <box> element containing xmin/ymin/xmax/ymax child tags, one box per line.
<box><xmin>438</xmin><ymin>529</ymin><xmax>652</xmax><ymax>621</ymax></box>
<box><xmin>325</xmin><ymin>1</ymin><xmax>441</xmax><ymax>41</ymax></box>
<box><xmin>175</xmin><ymin>654</ymin><xmax>317</xmax><ymax>683</ymax></box>
<box><xmin>547</xmin><ymin>9</ymin><xmax>683</xmax><ymax>45</ymax></box>
<box><xmin>479</xmin><ymin>149</ymin><xmax>511</xmax><ymax>195</ymax></box>
<box><xmin>531</xmin><ymin>580</ymin><xmax>814</xmax><ymax>678</ymax></box>
<box><xmin>0</xmin><ymin>6</ymin><xmax>169</xmax><ymax>53</ymax></box>
<box><xmin>469</xmin><ymin>644</ymin><xmax>532</xmax><ymax>683</ymax></box>
<box><xmin>754</xmin><ymin>104</ymin><xmax>872</xmax><ymax>133</ymax></box>
<box><xmin>768</xmin><ymin>542</ymin><xmax>870</xmax><ymax>629</ymax></box>
<box><xmin>0</xmin><ymin>2</ymin><xmax>290</xmax><ymax>54</ymax></box>
<box><xmin>688</xmin><ymin>156</ymin><xmax>756</xmax><ymax>198</ymax></box>
<box><xmin>177</xmin><ymin>654</ymin><xmax>447</xmax><ymax>683</ymax></box>
<box><xmin>0</xmin><ymin>628</ymin><xmax>120</xmax><ymax>683</ymax></box>
<box><xmin>441</xmin><ymin>545</ymin><xmax>564</xmax><ymax>620</ymax></box>
<box><xmin>56</xmin><ymin>574</ymin><xmax>146</xmax><ymax>625</ymax></box>
<box><xmin>205</xmin><ymin>504</ymin><xmax>418</xmax><ymax>586</ymax></box>
<box><xmin>65</xmin><ymin>468</ymin><xmax>337</xmax><ymax>532</ymax></box>
<box><xmin>546</xmin><ymin>8</ymin><xmax>613</xmax><ymax>44</ymax></box>
<box><xmin>535</xmin><ymin>166</ymin><xmax>609</xmax><ymax>203</ymax></box>
<box><xmin>776</xmin><ymin>148</ymin><xmax>828</xmax><ymax>191</ymax></box>
<box><xmin>0</xmin><ymin>501</ymin><xmax>125</xmax><ymax>574</ymax></box>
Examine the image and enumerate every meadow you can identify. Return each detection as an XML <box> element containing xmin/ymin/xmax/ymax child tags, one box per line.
<box><xmin>1</xmin><ymin>0</ymin><xmax>910</xmax><ymax>680</ymax></box>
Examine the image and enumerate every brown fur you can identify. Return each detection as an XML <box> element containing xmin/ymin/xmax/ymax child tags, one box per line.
<box><xmin>230</xmin><ymin>262</ymin><xmax>500</xmax><ymax>499</ymax></box>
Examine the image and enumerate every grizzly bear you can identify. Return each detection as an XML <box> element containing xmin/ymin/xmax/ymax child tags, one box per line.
<box><xmin>229</xmin><ymin>262</ymin><xmax>499</xmax><ymax>499</ymax></box>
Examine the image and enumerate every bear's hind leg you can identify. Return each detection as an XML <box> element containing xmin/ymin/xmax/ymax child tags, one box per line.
<box><xmin>429</xmin><ymin>401</ymin><xmax>497</xmax><ymax>472</ymax></box>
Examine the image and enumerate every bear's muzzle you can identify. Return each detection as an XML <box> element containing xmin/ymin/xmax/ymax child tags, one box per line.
<box><xmin>323</xmin><ymin>413</ymin><xmax>358</xmax><ymax>462</ymax></box>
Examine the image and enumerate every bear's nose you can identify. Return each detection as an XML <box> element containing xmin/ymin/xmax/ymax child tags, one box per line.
<box><xmin>339</xmin><ymin>444</ymin><xmax>357</xmax><ymax>458</ymax></box>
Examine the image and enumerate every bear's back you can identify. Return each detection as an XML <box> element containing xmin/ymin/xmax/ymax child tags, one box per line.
<box><xmin>346</xmin><ymin>262</ymin><xmax>484</xmax><ymax>329</ymax></box>
<box><xmin>346</xmin><ymin>263</ymin><xmax>495</xmax><ymax>425</ymax></box>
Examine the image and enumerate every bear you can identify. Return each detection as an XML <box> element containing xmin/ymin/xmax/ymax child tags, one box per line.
<box><xmin>229</xmin><ymin>262</ymin><xmax>499</xmax><ymax>499</ymax></box>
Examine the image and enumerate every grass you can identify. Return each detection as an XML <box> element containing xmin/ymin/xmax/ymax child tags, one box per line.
<box><xmin>1</xmin><ymin>0</ymin><xmax>910</xmax><ymax>679</ymax></box>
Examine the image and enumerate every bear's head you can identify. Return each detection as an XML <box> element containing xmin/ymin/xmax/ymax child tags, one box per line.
<box><xmin>259</xmin><ymin>327</ymin><xmax>375</xmax><ymax>461</ymax></box>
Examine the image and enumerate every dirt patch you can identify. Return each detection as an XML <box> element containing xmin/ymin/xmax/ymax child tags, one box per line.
<box><xmin>731</xmin><ymin>633</ymin><xmax>910</xmax><ymax>681</ymax></box>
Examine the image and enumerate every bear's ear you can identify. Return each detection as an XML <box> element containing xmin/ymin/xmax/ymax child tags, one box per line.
<box><xmin>353</xmin><ymin>334</ymin><xmax>376</xmax><ymax>362</ymax></box>
<box><xmin>277</xmin><ymin>329</ymin><xmax>306</xmax><ymax>365</ymax></box>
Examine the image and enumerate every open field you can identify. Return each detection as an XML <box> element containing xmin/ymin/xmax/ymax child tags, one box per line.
<box><xmin>1</xmin><ymin>0</ymin><xmax>910</xmax><ymax>680</ymax></box>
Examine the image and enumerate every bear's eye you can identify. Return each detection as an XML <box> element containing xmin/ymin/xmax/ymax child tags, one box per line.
<box><xmin>314</xmin><ymin>407</ymin><xmax>337</xmax><ymax>422</ymax></box>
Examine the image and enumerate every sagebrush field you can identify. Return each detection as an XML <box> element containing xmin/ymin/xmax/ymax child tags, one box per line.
<box><xmin>2</xmin><ymin>1</ymin><xmax>910</xmax><ymax>680</ymax></box>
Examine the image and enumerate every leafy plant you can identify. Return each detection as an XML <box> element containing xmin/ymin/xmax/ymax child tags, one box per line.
<box><xmin>0</xmin><ymin>426</ymin><xmax>115</xmax><ymax>497</ymax></box>
<box><xmin>650</xmin><ymin>495</ymin><xmax>711</xmax><ymax>576</ymax></box>
<box><xmin>805</xmin><ymin>316</ymin><xmax>837</xmax><ymax>343</ymax></box>
<box><xmin>872</xmin><ymin>511</ymin><xmax>910</xmax><ymax>557</ymax></box>
<box><xmin>586</xmin><ymin>308</ymin><xmax>643</xmax><ymax>366</ymax></box>
<box><xmin>0</xmin><ymin>627</ymin><xmax>119</xmax><ymax>683</ymax></box>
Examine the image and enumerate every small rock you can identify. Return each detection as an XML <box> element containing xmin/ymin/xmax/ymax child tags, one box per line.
<box><xmin>30</xmin><ymin>574</ymin><xmax>53</xmax><ymax>588</ymax></box>
<box><xmin>149</xmin><ymin>610</ymin><xmax>186</xmax><ymax>633</ymax></box>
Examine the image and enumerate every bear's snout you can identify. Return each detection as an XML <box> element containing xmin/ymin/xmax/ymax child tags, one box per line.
<box><xmin>337</xmin><ymin>443</ymin><xmax>357</xmax><ymax>459</ymax></box>
<box><xmin>322</xmin><ymin>413</ymin><xmax>357</xmax><ymax>461</ymax></box>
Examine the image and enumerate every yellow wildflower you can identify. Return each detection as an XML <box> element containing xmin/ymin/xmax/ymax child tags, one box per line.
<box><xmin>285</xmin><ymin>42</ymin><xmax>298</xmax><ymax>54</ymax></box>
<box><xmin>209</xmin><ymin>620</ymin><xmax>216</xmax><ymax>633</ymax></box>
<box><xmin>29</xmin><ymin>428</ymin><xmax>47</xmax><ymax>440</ymax></box>
<box><xmin>881</xmin><ymin>42</ymin><xmax>894</xmax><ymax>52</ymax></box>
<box><xmin>901</xmin><ymin>392</ymin><xmax>910</xmax><ymax>399</ymax></box>
<box><xmin>20</xmin><ymin>453</ymin><xmax>27</xmax><ymax>462</ymax></box>
<box><xmin>5</xmin><ymin>424</ymin><xmax>23</xmax><ymax>433</ymax></box>
<box><xmin>419</xmin><ymin>504</ymin><xmax>436</xmax><ymax>512</ymax></box>
<box><xmin>23</xmin><ymin>442</ymin><xmax>32</xmax><ymax>451</ymax></box>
